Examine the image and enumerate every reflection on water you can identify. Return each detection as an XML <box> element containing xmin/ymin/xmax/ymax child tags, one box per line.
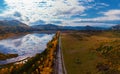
<box><xmin>0</xmin><ymin>33</ymin><xmax>54</xmax><ymax>65</ymax></box>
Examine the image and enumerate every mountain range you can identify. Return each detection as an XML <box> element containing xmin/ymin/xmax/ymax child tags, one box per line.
<box><xmin>31</xmin><ymin>24</ymin><xmax>110</xmax><ymax>31</ymax></box>
<box><xmin>0</xmin><ymin>20</ymin><xmax>119</xmax><ymax>34</ymax></box>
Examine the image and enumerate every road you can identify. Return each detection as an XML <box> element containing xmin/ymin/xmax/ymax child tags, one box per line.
<box><xmin>54</xmin><ymin>34</ymin><xmax>67</xmax><ymax>74</ymax></box>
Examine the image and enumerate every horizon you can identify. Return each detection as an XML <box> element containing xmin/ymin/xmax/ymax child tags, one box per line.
<box><xmin>0</xmin><ymin>0</ymin><xmax>120</xmax><ymax>26</ymax></box>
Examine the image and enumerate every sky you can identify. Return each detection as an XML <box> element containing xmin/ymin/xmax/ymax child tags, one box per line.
<box><xmin>0</xmin><ymin>0</ymin><xmax>120</xmax><ymax>26</ymax></box>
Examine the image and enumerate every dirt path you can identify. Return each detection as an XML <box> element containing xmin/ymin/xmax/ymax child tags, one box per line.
<box><xmin>54</xmin><ymin>34</ymin><xmax>67</xmax><ymax>74</ymax></box>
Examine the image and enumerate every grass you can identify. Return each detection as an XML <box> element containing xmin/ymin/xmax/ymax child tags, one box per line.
<box><xmin>61</xmin><ymin>31</ymin><xmax>120</xmax><ymax>74</ymax></box>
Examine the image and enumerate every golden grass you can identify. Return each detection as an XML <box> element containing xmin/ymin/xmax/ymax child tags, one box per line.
<box><xmin>61</xmin><ymin>31</ymin><xmax>120</xmax><ymax>74</ymax></box>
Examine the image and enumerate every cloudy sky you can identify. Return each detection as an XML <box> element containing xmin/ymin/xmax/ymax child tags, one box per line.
<box><xmin>0</xmin><ymin>0</ymin><xmax>120</xmax><ymax>26</ymax></box>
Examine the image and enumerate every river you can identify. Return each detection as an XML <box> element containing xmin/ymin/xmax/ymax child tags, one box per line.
<box><xmin>0</xmin><ymin>33</ymin><xmax>54</xmax><ymax>65</ymax></box>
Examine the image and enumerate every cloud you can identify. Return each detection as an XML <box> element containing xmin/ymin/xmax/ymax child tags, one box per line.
<box><xmin>38</xmin><ymin>9</ymin><xmax>120</xmax><ymax>26</ymax></box>
<box><xmin>103</xmin><ymin>10</ymin><xmax>120</xmax><ymax>16</ymax></box>
<box><xmin>61</xmin><ymin>20</ymin><xmax>115</xmax><ymax>27</ymax></box>
<box><xmin>0</xmin><ymin>0</ymin><xmax>119</xmax><ymax>26</ymax></box>
<box><xmin>72</xmin><ymin>9</ymin><xmax>120</xmax><ymax>23</ymax></box>
<box><xmin>100</xmin><ymin>3</ymin><xmax>109</xmax><ymax>7</ymax></box>
<box><xmin>13</xmin><ymin>12</ymin><xmax>21</xmax><ymax>17</ymax></box>
<box><xmin>89</xmin><ymin>3</ymin><xmax>109</xmax><ymax>10</ymax></box>
<box><xmin>78</xmin><ymin>0</ymin><xmax>94</xmax><ymax>3</ymax></box>
<box><xmin>30</xmin><ymin>20</ymin><xmax>46</xmax><ymax>25</ymax></box>
<box><xmin>50</xmin><ymin>21</ymin><xmax>62</xmax><ymax>25</ymax></box>
<box><xmin>93</xmin><ymin>9</ymin><xmax>120</xmax><ymax>21</ymax></box>
<box><xmin>0</xmin><ymin>0</ymin><xmax>90</xmax><ymax>25</ymax></box>
<box><xmin>59</xmin><ymin>9</ymin><xmax>120</xmax><ymax>26</ymax></box>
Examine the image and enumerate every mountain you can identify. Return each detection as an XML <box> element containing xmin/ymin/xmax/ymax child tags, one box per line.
<box><xmin>31</xmin><ymin>24</ymin><xmax>109</xmax><ymax>31</ymax></box>
<box><xmin>0</xmin><ymin>20</ymin><xmax>28</xmax><ymax>27</ymax></box>
<box><xmin>31</xmin><ymin>24</ymin><xmax>63</xmax><ymax>30</ymax></box>
<box><xmin>0</xmin><ymin>20</ymin><xmax>31</xmax><ymax>34</ymax></box>
<box><xmin>0</xmin><ymin>20</ymin><xmax>112</xmax><ymax>34</ymax></box>
<box><xmin>112</xmin><ymin>24</ymin><xmax>120</xmax><ymax>30</ymax></box>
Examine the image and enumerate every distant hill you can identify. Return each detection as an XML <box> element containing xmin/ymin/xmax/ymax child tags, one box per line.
<box><xmin>31</xmin><ymin>24</ymin><xmax>109</xmax><ymax>31</ymax></box>
<box><xmin>112</xmin><ymin>24</ymin><xmax>120</xmax><ymax>30</ymax></box>
<box><xmin>31</xmin><ymin>24</ymin><xmax>63</xmax><ymax>30</ymax></box>
<box><xmin>63</xmin><ymin>25</ymin><xmax>109</xmax><ymax>30</ymax></box>
<box><xmin>0</xmin><ymin>20</ymin><xmax>31</xmax><ymax>34</ymax></box>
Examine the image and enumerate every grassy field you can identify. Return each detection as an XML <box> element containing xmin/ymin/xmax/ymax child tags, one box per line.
<box><xmin>61</xmin><ymin>31</ymin><xmax>120</xmax><ymax>74</ymax></box>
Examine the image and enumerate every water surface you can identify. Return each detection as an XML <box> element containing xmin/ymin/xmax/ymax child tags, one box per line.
<box><xmin>0</xmin><ymin>33</ymin><xmax>54</xmax><ymax>65</ymax></box>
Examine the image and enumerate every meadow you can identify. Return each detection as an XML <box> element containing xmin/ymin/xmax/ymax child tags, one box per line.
<box><xmin>61</xmin><ymin>31</ymin><xmax>120</xmax><ymax>74</ymax></box>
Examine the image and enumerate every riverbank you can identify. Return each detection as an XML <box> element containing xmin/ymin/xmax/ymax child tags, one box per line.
<box><xmin>0</xmin><ymin>33</ymin><xmax>29</xmax><ymax>40</ymax></box>
<box><xmin>0</xmin><ymin>53</ymin><xmax>18</xmax><ymax>60</ymax></box>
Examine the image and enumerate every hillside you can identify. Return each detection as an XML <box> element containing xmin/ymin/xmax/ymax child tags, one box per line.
<box><xmin>0</xmin><ymin>20</ymin><xmax>28</xmax><ymax>27</ymax></box>
<box><xmin>0</xmin><ymin>20</ymin><xmax>31</xmax><ymax>34</ymax></box>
